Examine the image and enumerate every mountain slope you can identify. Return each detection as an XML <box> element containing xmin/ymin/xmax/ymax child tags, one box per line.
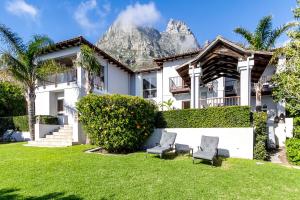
<box><xmin>96</xmin><ymin>19</ymin><xmax>200</xmax><ymax>70</ymax></box>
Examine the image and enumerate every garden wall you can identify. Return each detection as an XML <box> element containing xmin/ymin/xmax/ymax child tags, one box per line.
<box><xmin>146</xmin><ymin>128</ymin><xmax>254</xmax><ymax>159</ymax></box>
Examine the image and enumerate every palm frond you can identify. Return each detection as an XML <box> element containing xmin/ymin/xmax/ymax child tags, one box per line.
<box><xmin>0</xmin><ymin>24</ymin><xmax>26</xmax><ymax>55</ymax></box>
<box><xmin>234</xmin><ymin>27</ymin><xmax>254</xmax><ymax>47</ymax></box>
<box><xmin>1</xmin><ymin>53</ymin><xmax>29</xmax><ymax>86</ymax></box>
<box><xmin>266</xmin><ymin>22</ymin><xmax>296</xmax><ymax>49</ymax></box>
<box><xmin>28</xmin><ymin>35</ymin><xmax>53</xmax><ymax>57</ymax></box>
<box><xmin>254</xmin><ymin>15</ymin><xmax>273</xmax><ymax>50</ymax></box>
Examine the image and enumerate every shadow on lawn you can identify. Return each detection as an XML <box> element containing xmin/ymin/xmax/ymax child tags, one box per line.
<box><xmin>0</xmin><ymin>188</ymin><xmax>83</xmax><ymax>200</ymax></box>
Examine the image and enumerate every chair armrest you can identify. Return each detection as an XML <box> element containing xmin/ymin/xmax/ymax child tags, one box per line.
<box><xmin>155</xmin><ymin>143</ymin><xmax>160</xmax><ymax>146</ymax></box>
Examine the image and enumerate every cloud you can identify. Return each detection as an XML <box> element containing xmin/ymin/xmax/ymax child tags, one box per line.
<box><xmin>114</xmin><ymin>2</ymin><xmax>161</xmax><ymax>31</ymax></box>
<box><xmin>74</xmin><ymin>0</ymin><xmax>110</xmax><ymax>35</ymax></box>
<box><xmin>6</xmin><ymin>0</ymin><xmax>38</xmax><ymax>19</ymax></box>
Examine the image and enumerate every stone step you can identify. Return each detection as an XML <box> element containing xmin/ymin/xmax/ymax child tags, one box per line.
<box><xmin>52</xmin><ymin>132</ymin><xmax>72</xmax><ymax>136</ymax></box>
<box><xmin>46</xmin><ymin>135</ymin><xmax>72</xmax><ymax>139</ymax></box>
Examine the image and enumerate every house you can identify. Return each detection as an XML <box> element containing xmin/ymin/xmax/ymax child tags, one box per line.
<box><xmin>29</xmin><ymin>35</ymin><xmax>290</xmax><ymax>147</ymax></box>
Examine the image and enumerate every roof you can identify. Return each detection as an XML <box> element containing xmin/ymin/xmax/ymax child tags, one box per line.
<box><xmin>41</xmin><ymin>36</ymin><xmax>133</xmax><ymax>74</ymax></box>
<box><xmin>153</xmin><ymin>49</ymin><xmax>202</xmax><ymax>66</ymax></box>
<box><xmin>175</xmin><ymin>36</ymin><xmax>273</xmax><ymax>83</ymax></box>
<box><xmin>177</xmin><ymin>36</ymin><xmax>273</xmax><ymax>71</ymax></box>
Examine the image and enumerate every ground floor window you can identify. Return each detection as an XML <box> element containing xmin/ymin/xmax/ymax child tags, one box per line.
<box><xmin>182</xmin><ymin>101</ymin><xmax>190</xmax><ymax>109</ymax></box>
<box><xmin>57</xmin><ymin>98</ymin><xmax>64</xmax><ymax>114</ymax></box>
<box><xmin>143</xmin><ymin>76</ymin><xmax>157</xmax><ymax>98</ymax></box>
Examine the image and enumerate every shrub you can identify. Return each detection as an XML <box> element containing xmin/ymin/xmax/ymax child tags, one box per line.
<box><xmin>253</xmin><ymin>112</ymin><xmax>268</xmax><ymax>160</ymax></box>
<box><xmin>77</xmin><ymin>94</ymin><xmax>157</xmax><ymax>153</ymax></box>
<box><xmin>155</xmin><ymin>106</ymin><xmax>251</xmax><ymax>128</ymax></box>
<box><xmin>293</xmin><ymin>117</ymin><xmax>300</xmax><ymax>139</ymax></box>
<box><xmin>286</xmin><ymin>138</ymin><xmax>300</xmax><ymax>165</ymax></box>
<box><xmin>36</xmin><ymin>115</ymin><xmax>59</xmax><ymax>125</ymax></box>
<box><xmin>0</xmin><ymin>82</ymin><xmax>26</xmax><ymax>117</ymax></box>
<box><xmin>0</xmin><ymin>115</ymin><xmax>29</xmax><ymax>136</ymax></box>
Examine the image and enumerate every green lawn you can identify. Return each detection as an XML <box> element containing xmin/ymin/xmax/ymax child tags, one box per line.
<box><xmin>0</xmin><ymin>143</ymin><xmax>300</xmax><ymax>200</ymax></box>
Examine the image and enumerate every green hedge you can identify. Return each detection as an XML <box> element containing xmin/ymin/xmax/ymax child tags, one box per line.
<box><xmin>0</xmin><ymin>115</ymin><xmax>29</xmax><ymax>135</ymax></box>
<box><xmin>253</xmin><ymin>112</ymin><xmax>268</xmax><ymax>160</ymax></box>
<box><xmin>77</xmin><ymin>94</ymin><xmax>157</xmax><ymax>153</ymax></box>
<box><xmin>155</xmin><ymin>106</ymin><xmax>251</xmax><ymax>128</ymax></box>
<box><xmin>286</xmin><ymin>138</ymin><xmax>300</xmax><ymax>165</ymax></box>
<box><xmin>36</xmin><ymin>115</ymin><xmax>59</xmax><ymax>125</ymax></box>
<box><xmin>0</xmin><ymin>115</ymin><xmax>58</xmax><ymax>136</ymax></box>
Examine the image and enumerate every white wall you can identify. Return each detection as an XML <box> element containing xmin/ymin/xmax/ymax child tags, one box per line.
<box><xmin>146</xmin><ymin>128</ymin><xmax>254</xmax><ymax>159</ymax></box>
<box><xmin>107</xmin><ymin>63</ymin><xmax>130</xmax><ymax>94</ymax></box>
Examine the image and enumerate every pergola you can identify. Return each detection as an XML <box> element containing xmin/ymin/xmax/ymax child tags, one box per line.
<box><xmin>175</xmin><ymin>36</ymin><xmax>273</xmax><ymax>108</ymax></box>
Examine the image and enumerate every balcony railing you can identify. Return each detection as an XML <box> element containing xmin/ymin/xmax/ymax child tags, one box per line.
<box><xmin>169</xmin><ymin>76</ymin><xmax>190</xmax><ymax>94</ymax></box>
<box><xmin>199</xmin><ymin>96</ymin><xmax>240</xmax><ymax>107</ymax></box>
<box><xmin>38</xmin><ymin>69</ymin><xmax>77</xmax><ymax>86</ymax></box>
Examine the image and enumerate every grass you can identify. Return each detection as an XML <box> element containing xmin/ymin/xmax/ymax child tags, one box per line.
<box><xmin>0</xmin><ymin>143</ymin><xmax>300</xmax><ymax>200</ymax></box>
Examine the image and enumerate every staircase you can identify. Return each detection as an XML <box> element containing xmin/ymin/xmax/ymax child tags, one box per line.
<box><xmin>27</xmin><ymin>125</ymin><xmax>73</xmax><ymax>147</ymax></box>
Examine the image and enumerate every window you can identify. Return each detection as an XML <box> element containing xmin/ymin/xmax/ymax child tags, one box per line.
<box><xmin>182</xmin><ymin>101</ymin><xmax>190</xmax><ymax>109</ymax></box>
<box><xmin>94</xmin><ymin>65</ymin><xmax>105</xmax><ymax>90</ymax></box>
<box><xmin>143</xmin><ymin>76</ymin><xmax>157</xmax><ymax>98</ymax></box>
<box><xmin>57</xmin><ymin>99</ymin><xmax>64</xmax><ymax>114</ymax></box>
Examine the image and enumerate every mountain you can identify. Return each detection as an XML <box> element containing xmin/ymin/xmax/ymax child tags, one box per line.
<box><xmin>96</xmin><ymin>19</ymin><xmax>200</xmax><ymax>70</ymax></box>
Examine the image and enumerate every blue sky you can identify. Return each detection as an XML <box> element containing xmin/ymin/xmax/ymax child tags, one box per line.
<box><xmin>0</xmin><ymin>0</ymin><xmax>296</xmax><ymax>47</ymax></box>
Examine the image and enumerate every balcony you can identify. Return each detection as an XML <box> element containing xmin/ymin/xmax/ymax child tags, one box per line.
<box><xmin>169</xmin><ymin>76</ymin><xmax>190</xmax><ymax>94</ymax></box>
<box><xmin>251</xmin><ymin>75</ymin><xmax>273</xmax><ymax>95</ymax></box>
<box><xmin>38</xmin><ymin>69</ymin><xmax>77</xmax><ymax>87</ymax></box>
<box><xmin>199</xmin><ymin>96</ymin><xmax>240</xmax><ymax>107</ymax></box>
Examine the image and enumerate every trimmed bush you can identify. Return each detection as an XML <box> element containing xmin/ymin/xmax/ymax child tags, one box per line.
<box><xmin>293</xmin><ymin>117</ymin><xmax>300</xmax><ymax>139</ymax></box>
<box><xmin>0</xmin><ymin>82</ymin><xmax>26</xmax><ymax>117</ymax></box>
<box><xmin>253</xmin><ymin>112</ymin><xmax>268</xmax><ymax>160</ymax></box>
<box><xmin>36</xmin><ymin>115</ymin><xmax>59</xmax><ymax>125</ymax></box>
<box><xmin>286</xmin><ymin>138</ymin><xmax>300</xmax><ymax>165</ymax></box>
<box><xmin>155</xmin><ymin>106</ymin><xmax>251</xmax><ymax>128</ymax></box>
<box><xmin>77</xmin><ymin>94</ymin><xmax>157</xmax><ymax>153</ymax></box>
<box><xmin>0</xmin><ymin>115</ymin><xmax>29</xmax><ymax>136</ymax></box>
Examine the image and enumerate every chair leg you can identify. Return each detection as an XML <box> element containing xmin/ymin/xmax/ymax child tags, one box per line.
<box><xmin>192</xmin><ymin>158</ymin><xmax>195</xmax><ymax>164</ymax></box>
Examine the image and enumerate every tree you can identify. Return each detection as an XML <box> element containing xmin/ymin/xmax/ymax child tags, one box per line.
<box><xmin>0</xmin><ymin>81</ymin><xmax>26</xmax><ymax>117</ymax></box>
<box><xmin>234</xmin><ymin>15</ymin><xmax>294</xmax><ymax>107</ymax></box>
<box><xmin>0</xmin><ymin>24</ymin><xmax>58</xmax><ymax>140</ymax></box>
<box><xmin>77</xmin><ymin>45</ymin><xmax>102</xmax><ymax>94</ymax></box>
<box><xmin>272</xmin><ymin>1</ymin><xmax>300</xmax><ymax>116</ymax></box>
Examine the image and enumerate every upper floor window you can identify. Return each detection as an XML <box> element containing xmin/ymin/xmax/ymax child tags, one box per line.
<box><xmin>94</xmin><ymin>65</ymin><xmax>105</xmax><ymax>90</ymax></box>
<box><xmin>143</xmin><ymin>76</ymin><xmax>157</xmax><ymax>98</ymax></box>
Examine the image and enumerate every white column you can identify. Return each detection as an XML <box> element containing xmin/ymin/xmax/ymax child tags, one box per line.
<box><xmin>194</xmin><ymin>74</ymin><xmax>200</xmax><ymax>108</ymax></box>
<box><xmin>189</xmin><ymin>65</ymin><xmax>202</xmax><ymax>109</ymax></box>
<box><xmin>135</xmin><ymin>73</ymin><xmax>143</xmax><ymax>97</ymax></box>
<box><xmin>189</xmin><ymin>66</ymin><xmax>195</xmax><ymax>109</ymax></box>
<box><xmin>237</xmin><ymin>56</ymin><xmax>254</xmax><ymax>106</ymax></box>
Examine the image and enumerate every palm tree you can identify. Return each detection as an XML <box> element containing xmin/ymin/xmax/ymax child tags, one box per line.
<box><xmin>0</xmin><ymin>24</ymin><xmax>58</xmax><ymax>140</ymax></box>
<box><xmin>234</xmin><ymin>16</ymin><xmax>294</xmax><ymax>107</ymax></box>
<box><xmin>77</xmin><ymin>45</ymin><xmax>102</xmax><ymax>94</ymax></box>
<box><xmin>234</xmin><ymin>15</ymin><xmax>294</xmax><ymax>51</ymax></box>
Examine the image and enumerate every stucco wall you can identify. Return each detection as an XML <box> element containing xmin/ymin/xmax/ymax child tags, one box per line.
<box><xmin>146</xmin><ymin>128</ymin><xmax>254</xmax><ymax>159</ymax></box>
<box><xmin>107</xmin><ymin>63</ymin><xmax>130</xmax><ymax>94</ymax></box>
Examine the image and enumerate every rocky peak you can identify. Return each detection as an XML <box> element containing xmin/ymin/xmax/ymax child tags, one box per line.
<box><xmin>166</xmin><ymin>19</ymin><xmax>192</xmax><ymax>35</ymax></box>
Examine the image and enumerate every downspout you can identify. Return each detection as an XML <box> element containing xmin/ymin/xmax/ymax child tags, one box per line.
<box><xmin>106</xmin><ymin>60</ymin><xmax>109</xmax><ymax>93</ymax></box>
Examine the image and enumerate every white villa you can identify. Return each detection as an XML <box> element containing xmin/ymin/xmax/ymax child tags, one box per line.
<box><xmin>29</xmin><ymin>35</ymin><xmax>291</xmax><ymax>150</ymax></box>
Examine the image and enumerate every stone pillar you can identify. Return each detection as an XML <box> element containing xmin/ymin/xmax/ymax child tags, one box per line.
<box><xmin>237</xmin><ymin>56</ymin><xmax>254</xmax><ymax>106</ymax></box>
<box><xmin>189</xmin><ymin>64</ymin><xmax>202</xmax><ymax>109</ymax></box>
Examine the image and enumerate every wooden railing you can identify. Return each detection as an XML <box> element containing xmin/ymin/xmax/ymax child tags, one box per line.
<box><xmin>169</xmin><ymin>76</ymin><xmax>189</xmax><ymax>94</ymax></box>
<box><xmin>199</xmin><ymin>96</ymin><xmax>240</xmax><ymax>107</ymax></box>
